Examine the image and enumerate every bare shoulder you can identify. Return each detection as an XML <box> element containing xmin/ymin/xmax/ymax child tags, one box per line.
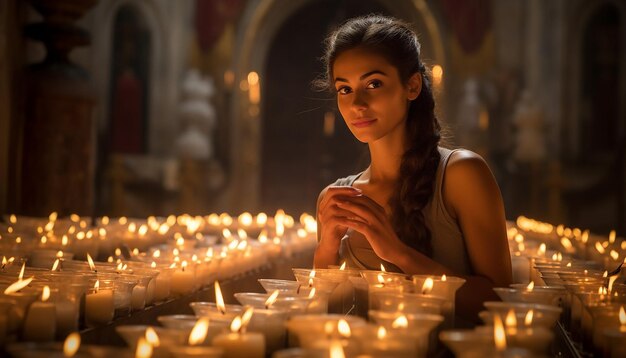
<box><xmin>443</xmin><ymin>149</ymin><xmax>502</xmax><ymax>216</ymax></box>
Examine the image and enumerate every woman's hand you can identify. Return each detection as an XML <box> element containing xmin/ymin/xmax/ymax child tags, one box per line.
<box><xmin>316</xmin><ymin>186</ymin><xmax>364</xmax><ymax>255</ymax></box>
<box><xmin>335</xmin><ymin>194</ymin><xmax>407</xmax><ymax>263</ymax></box>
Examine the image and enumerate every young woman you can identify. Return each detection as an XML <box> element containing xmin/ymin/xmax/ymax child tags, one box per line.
<box><xmin>313</xmin><ymin>15</ymin><xmax>512</xmax><ymax>323</ymax></box>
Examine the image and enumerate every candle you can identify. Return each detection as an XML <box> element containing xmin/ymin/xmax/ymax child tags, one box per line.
<box><xmin>212</xmin><ymin>309</ymin><xmax>265</xmax><ymax>358</ymax></box>
<box><xmin>131</xmin><ymin>285</ymin><xmax>147</xmax><ymax>310</ymax></box>
<box><xmin>170</xmin><ymin>261</ymin><xmax>195</xmax><ymax>296</ymax></box>
<box><xmin>22</xmin><ymin>285</ymin><xmax>56</xmax><ymax>341</ymax></box>
<box><xmin>85</xmin><ymin>280</ymin><xmax>114</xmax><ymax>327</ymax></box>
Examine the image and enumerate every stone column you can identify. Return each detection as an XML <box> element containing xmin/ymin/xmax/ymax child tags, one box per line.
<box><xmin>20</xmin><ymin>0</ymin><xmax>98</xmax><ymax>216</ymax></box>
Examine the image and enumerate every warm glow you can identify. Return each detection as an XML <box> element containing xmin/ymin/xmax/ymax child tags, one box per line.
<box><xmin>337</xmin><ymin>319</ymin><xmax>351</xmax><ymax>338</ymax></box>
<box><xmin>188</xmin><ymin>317</ymin><xmax>209</xmax><ymax>345</ymax></box>
<box><xmin>560</xmin><ymin>237</ymin><xmax>573</xmax><ymax>250</ymax></box>
<box><xmin>230</xmin><ymin>316</ymin><xmax>242</xmax><ymax>333</ymax></box>
<box><xmin>524</xmin><ymin>310</ymin><xmax>534</xmax><ymax>326</ymax></box>
<box><xmin>308</xmin><ymin>287</ymin><xmax>316</xmax><ymax>299</ymax></box>
<box><xmin>441</xmin><ymin>274</ymin><xmax>447</xmax><ymax>281</ymax></box>
<box><xmin>215</xmin><ymin>281</ymin><xmax>226</xmax><ymax>314</ymax></box>
<box><xmin>603</xmin><ymin>271</ymin><xmax>608</xmax><ymax>278</ymax></box>
<box><xmin>526</xmin><ymin>281</ymin><xmax>534</xmax><ymax>292</ymax></box>
<box><xmin>18</xmin><ymin>262</ymin><xmax>25</xmax><ymax>280</ymax></box>
<box><xmin>145</xmin><ymin>327</ymin><xmax>160</xmax><ymax>347</ymax></box>
<box><xmin>241</xmin><ymin>307</ymin><xmax>254</xmax><ymax>328</ymax></box>
<box><xmin>256</xmin><ymin>212</ymin><xmax>268</xmax><ymax>225</ymax></box>
<box><xmin>392</xmin><ymin>315</ymin><xmax>409</xmax><ymax>329</ymax></box>
<box><xmin>176</xmin><ymin>237</ymin><xmax>185</xmax><ymax>247</ymax></box>
<box><xmin>87</xmin><ymin>254</ymin><xmax>96</xmax><ymax>271</ymax></box>
<box><xmin>538</xmin><ymin>243</ymin><xmax>546</xmax><ymax>256</ymax></box>
<box><xmin>49</xmin><ymin>211</ymin><xmax>58</xmax><ymax>222</ymax></box>
<box><xmin>9</xmin><ymin>214</ymin><xmax>16</xmax><ymax>224</ymax></box>
<box><xmin>42</xmin><ymin>285</ymin><xmax>51</xmax><ymax>302</ymax></box>
<box><xmin>309</xmin><ymin>270</ymin><xmax>316</xmax><ymax>278</ymax></box>
<box><xmin>63</xmin><ymin>332</ymin><xmax>80</xmax><ymax>357</ymax></box>
<box><xmin>609</xmin><ymin>275</ymin><xmax>619</xmax><ymax>294</ymax></box>
<box><xmin>505</xmin><ymin>310</ymin><xmax>517</xmax><ymax>327</ymax></box>
<box><xmin>239</xmin><ymin>212</ymin><xmax>253</xmax><ymax>226</ymax></box>
<box><xmin>135</xmin><ymin>337</ymin><xmax>153</xmax><ymax>358</ymax></box>
<box><xmin>422</xmin><ymin>278</ymin><xmax>434</xmax><ymax>294</ymax></box>
<box><xmin>609</xmin><ymin>230</ymin><xmax>616</xmax><ymax>244</ymax></box>
<box><xmin>377</xmin><ymin>326</ymin><xmax>387</xmax><ymax>339</ymax></box>
<box><xmin>51</xmin><ymin>259</ymin><xmax>60</xmax><ymax>271</ymax></box>
<box><xmin>610</xmin><ymin>250</ymin><xmax>619</xmax><ymax>261</ymax></box>
<box><xmin>62</xmin><ymin>235</ymin><xmax>69</xmax><ymax>246</ymax></box>
<box><xmin>380</xmin><ymin>263</ymin><xmax>387</xmax><ymax>272</ymax></box>
<box><xmin>377</xmin><ymin>274</ymin><xmax>386</xmax><ymax>285</ymax></box>
<box><xmin>265</xmin><ymin>290</ymin><xmax>280</xmax><ymax>309</ymax></box>
<box><xmin>432</xmin><ymin>65</ymin><xmax>443</xmax><ymax>87</ymax></box>
<box><xmin>619</xmin><ymin>306</ymin><xmax>626</xmax><ymax>325</ymax></box>
<box><xmin>4</xmin><ymin>276</ymin><xmax>34</xmax><ymax>294</ymax></box>
<box><xmin>596</xmin><ymin>242</ymin><xmax>606</xmax><ymax>254</ymax></box>
<box><xmin>329</xmin><ymin>339</ymin><xmax>346</xmax><ymax>358</ymax></box>
<box><xmin>493</xmin><ymin>314</ymin><xmax>507</xmax><ymax>351</ymax></box>
<box><xmin>340</xmin><ymin>261</ymin><xmax>347</xmax><ymax>270</ymax></box>
<box><xmin>237</xmin><ymin>229</ymin><xmax>248</xmax><ymax>240</ymax></box>
<box><xmin>151</xmin><ymin>262</ymin><xmax>157</xmax><ymax>268</ymax></box>
<box><xmin>582</xmin><ymin>230</ymin><xmax>589</xmax><ymax>243</ymax></box>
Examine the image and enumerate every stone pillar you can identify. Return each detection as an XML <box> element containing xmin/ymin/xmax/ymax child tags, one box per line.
<box><xmin>20</xmin><ymin>0</ymin><xmax>98</xmax><ymax>216</ymax></box>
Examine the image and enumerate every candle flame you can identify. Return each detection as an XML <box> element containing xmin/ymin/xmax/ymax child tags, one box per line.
<box><xmin>63</xmin><ymin>332</ymin><xmax>80</xmax><ymax>357</ymax></box>
<box><xmin>145</xmin><ymin>327</ymin><xmax>160</xmax><ymax>347</ymax></box>
<box><xmin>241</xmin><ymin>307</ymin><xmax>254</xmax><ymax>328</ymax></box>
<box><xmin>309</xmin><ymin>270</ymin><xmax>316</xmax><ymax>278</ymax></box>
<box><xmin>377</xmin><ymin>274</ymin><xmax>386</xmax><ymax>285</ymax></box>
<box><xmin>392</xmin><ymin>315</ymin><xmax>409</xmax><ymax>329</ymax></box>
<box><xmin>526</xmin><ymin>281</ymin><xmax>534</xmax><ymax>292</ymax></box>
<box><xmin>94</xmin><ymin>280</ymin><xmax>100</xmax><ymax>293</ymax></box>
<box><xmin>380</xmin><ymin>263</ymin><xmax>386</xmax><ymax>272</ymax></box>
<box><xmin>4</xmin><ymin>276</ymin><xmax>33</xmax><ymax>294</ymax></box>
<box><xmin>135</xmin><ymin>337</ymin><xmax>153</xmax><ymax>358</ymax></box>
<box><xmin>188</xmin><ymin>317</ymin><xmax>209</xmax><ymax>345</ymax></box>
<box><xmin>339</xmin><ymin>261</ymin><xmax>346</xmax><ymax>270</ymax></box>
<box><xmin>42</xmin><ymin>285</ymin><xmax>51</xmax><ymax>302</ymax></box>
<box><xmin>493</xmin><ymin>314</ymin><xmax>507</xmax><ymax>351</ymax></box>
<box><xmin>215</xmin><ymin>281</ymin><xmax>226</xmax><ymax>314</ymax></box>
<box><xmin>308</xmin><ymin>278</ymin><xmax>314</xmax><ymax>288</ymax></box>
<box><xmin>87</xmin><ymin>254</ymin><xmax>96</xmax><ymax>271</ymax></box>
<box><xmin>422</xmin><ymin>278</ymin><xmax>434</xmax><ymax>294</ymax></box>
<box><xmin>560</xmin><ymin>237</ymin><xmax>573</xmax><ymax>250</ymax></box>
<box><xmin>610</xmin><ymin>250</ymin><xmax>619</xmax><ymax>261</ymax></box>
<box><xmin>237</xmin><ymin>228</ymin><xmax>248</xmax><ymax>240</ymax></box>
<box><xmin>18</xmin><ymin>262</ymin><xmax>25</xmax><ymax>280</ymax></box>
<box><xmin>603</xmin><ymin>271</ymin><xmax>608</xmax><ymax>278</ymax></box>
<box><xmin>329</xmin><ymin>339</ymin><xmax>345</xmax><ymax>358</ymax></box>
<box><xmin>51</xmin><ymin>259</ymin><xmax>60</xmax><ymax>271</ymax></box>
<box><xmin>151</xmin><ymin>262</ymin><xmax>156</xmax><ymax>268</ymax></box>
<box><xmin>265</xmin><ymin>290</ymin><xmax>280</xmax><ymax>309</ymax></box>
<box><xmin>524</xmin><ymin>310</ymin><xmax>534</xmax><ymax>326</ymax></box>
<box><xmin>538</xmin><ymin>243</ymin><xmax>546</xmax><ymax>256</ymax></box>
<box><xmin>505</xmin><ymin>309</ymin><xmax>517</xmax><ymax>327</ymax></box>
<box><xmin>377</xmin><ymin>326</ymin><xmax>387</xmax><ymax>339</ymax></box>
<box><xmin>596</xmin><ymin>242</ymin><xmax>606</xmax><ymax>254</ymax></box>
<box><xmin>62</xmin><ymin>235</ymin><xmax>69</xmax><ymax>246</ymax></box>
<box><xmin>620</xmin><ymin>306</ymin><xmax>626</xmax><ymax>325</ymax></box>
<box><xmin>230</xmin><ymin>316</ymin><xmax>242</xmax><ymax>333</ymax></box>
<box><xmin>337</xmin><ymin>319</ymin><xmax>351</xmax><ymax>338</ymax></box>
<box><xmin>609</xmin><ymin>275</ymin><xmax>619</xmax><ymax>294</ymax></box>
<box><xmin>609</xmin><ymin>230</ymin><xmax>616</xmax><ymax>244</ymax></box>
<box><xmin>441</xmin><ymin>274</ymin><xmax>447</xmax><ymax>281</ymax></box>
<box><xmin>308</xmin><ymin>287</ymin><xmax>316</xmax><ymax>299</ymax></box>
<box><xmin>9</xmin><ymin>214</ymin><xmax>16</xmax><ymax>224</ymax></box>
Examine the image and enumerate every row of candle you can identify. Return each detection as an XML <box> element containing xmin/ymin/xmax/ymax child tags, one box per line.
<box><xmin>0</xmin><ymin>211</ymin><xmax>318</xmax><ymax>352</ymax></box>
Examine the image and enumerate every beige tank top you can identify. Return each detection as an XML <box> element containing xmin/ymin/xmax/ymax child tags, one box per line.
<box><xmin>331</xmin><ymin>147</ymin><xmax>473</xmax><ymax>275</ymax></box>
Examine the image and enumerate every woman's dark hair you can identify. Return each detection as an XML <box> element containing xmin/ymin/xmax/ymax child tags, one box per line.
<box><xmin>318</xmin><ymin>14</ymin><xmax>441</xmax><ymax>257</ymax></box>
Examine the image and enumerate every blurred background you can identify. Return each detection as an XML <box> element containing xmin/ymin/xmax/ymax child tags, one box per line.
<box><xmin>0</xmin><ymin>0</ymin><xmax>624</xmax><ymax>235</ymax></box>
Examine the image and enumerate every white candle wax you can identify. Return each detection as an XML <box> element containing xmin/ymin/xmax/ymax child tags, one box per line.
<box><xmin>22</xmin><ymin>301</ymin><xmax>56</xmax><ymax>341</ymax></box>
<box><xmin>145</xmin><ymin>277</ymin><xmax>156</xmax><ymax>305</ymax></box>
<box><xmin>511</xmin><ymin>253</ymin><xmax>531</xmax><ymax>284</ymax></box>
<box><xmin>248</xmin><ymin>309</ymin><xmax>287</xmax><ymax>355</ymax></box>
<box><xmin>170</xmin><ymin>268</ymin><xmax>195</xmax><ymax>296</ymax></box>
<box><xmin>85</xmin><ymin>289</ymin><xmax>114</xmax><ymax>326</ymax></box>
<box><xmin>212</xmin><ymin>332</ymin><xmax>265</xmax><ymax>358</ymax></box>
<box><xmin>131</xmin><ymin>285</ymin><xmax>147</xmax><ymax>310</ymax></box>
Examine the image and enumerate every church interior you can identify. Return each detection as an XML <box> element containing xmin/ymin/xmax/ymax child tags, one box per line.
<box><xmin>0</xmin><ymin>0</ymin><xmax>625</xmax><ymax>357</ymax></box>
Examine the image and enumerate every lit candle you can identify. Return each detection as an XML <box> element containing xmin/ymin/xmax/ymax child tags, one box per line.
<box><xmin>22</xmin><ymin>285</ymin><xmax>56</xmax><ymax>341</ymax></box>
<box><xmin>212</xmin><ymin>308</ymin><xmax>265</xmax><ymax>358</ymax></box>
<box><xmin>85</xmin><ymin>280</ymin><xmax>114</xmax><ymax>327</ymax></box>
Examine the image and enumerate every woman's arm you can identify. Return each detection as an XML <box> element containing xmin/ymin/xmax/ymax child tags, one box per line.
<box><xmin>334</xmin><ymin>150</ymin><xmax>511</xmax><ymax>322</ymax></box>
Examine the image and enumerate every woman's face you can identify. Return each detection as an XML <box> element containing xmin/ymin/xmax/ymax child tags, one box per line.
<box><xmin>332</xmin><ymin>47</ymin><xmax>412</xmax><ymax>143</ymax></box>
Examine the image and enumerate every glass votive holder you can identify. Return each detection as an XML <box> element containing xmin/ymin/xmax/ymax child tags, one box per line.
<box><xmin>372</xmin><ymin>291</ymin><xmax>445</xmax><ymax>315</ymax></box>
<box><xmin>352</xmin><ymin>324</ymin><xmax>418</xmax><ymax>357</ymax></box>
<box><xmin>84</xmin><ymin>280</ymin><xmax>115</xmax><ymax>327</ymax></box>
<box><xmin>115</xmin><ymin>324</ymin><xmax>186</xmax><ymax>352</ymax></box>
<box><xmin>271</xmin><ymin>347</ymin><xmax>325</xmax><ymax>358</ymax></box>
<box><xmin>482</xmin><ymin>301</ymin><xmax>562</xmax><ymax>329</ymax></box>
<box><xmin>285</xmin><ymin>314</ymin><xmax>366</xmax><ymax>348</ymax></box>
<box><xmin>167</xmin><ymin>345</ymin><xmax>224</xmax><ymax>358</ymax></box>
<box><xmin>189</xmin><ymin>301</ymin><xmax>243</xmax><ymax>324</ymax></box>
<box><xmin>603</xmin><ymin>325</ymin><xmax>626</xmax><ymax>358</ymax></box>
<box><xmin>5</xmin><ymin>342</ymin><xmax>94</xmax><ymax>358</ymax></box>
<box><xmin>234</xmin><ymin>292</ymin><xmax>315</xmax><ymax>315</ymax></box>
<box><xmin>369</xmin><ymin>310</ymin><xmax>443</xmax><ymax>356</ymax></box>
<box><xmin>439</xmin><ymin>328</ymin><xmax>494</xmax><ymax>358</ymax></box>
<box><xmin>247</xmin><ymin>308</ymin><xmax>289</xmax><ymax>355</ymax></box>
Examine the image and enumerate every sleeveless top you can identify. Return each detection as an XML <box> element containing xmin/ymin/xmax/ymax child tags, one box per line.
<box><xmin>330</xmin><ymin>147</ymin><xmax>473</xmax><ymax>275</ymax></box>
